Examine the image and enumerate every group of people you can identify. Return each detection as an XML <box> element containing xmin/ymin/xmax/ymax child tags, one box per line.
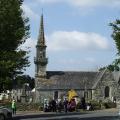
<box><xmin>44</xmin><ymin>98</ymin><xmax>77</xmax><ymax>113</ymax></box>
<box><xmin>44</xmin><ymin>99</ymin><xmax>63</xmax><ymax>112</ymax></box>
<box><xmin>11</xmin><ymin>97</ymin><xmax>93</xmax><ymax>115</ymax></box>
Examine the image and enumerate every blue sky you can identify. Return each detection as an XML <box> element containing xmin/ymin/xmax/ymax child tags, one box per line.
<box><xmin>21</xmin><ymin>0</ymin><xmax>120</xmax><ymax>77</ymax></box>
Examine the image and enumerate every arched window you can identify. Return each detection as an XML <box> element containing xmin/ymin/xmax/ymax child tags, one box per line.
<box><xmin>105</xmin><ymin>86</ymin><xmax>109</xmax><ymax>97</ymax></box>
<box><xmin>118</xmin><ymin>78</ymin><xmax>120</xmax><ymax>85</ymax></box>
<box><xmin>54</xmin><ymin>91</ymin><xmax>58</xmax><ymax>100</ymax></box>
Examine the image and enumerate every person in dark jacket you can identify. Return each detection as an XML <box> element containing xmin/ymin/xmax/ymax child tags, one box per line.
<box><xmin>51</xmin><ymin>99</ymin><xmax>57</xmax><ymax>112</ymax></box>
<box><xmin>63</xmin><ymin>98</ymin><xmax>68</xmax><ymax>113</ymax></box>
<box><xmin>57</xmin><ymin>99</ymin><xmax>63</xmax><ymax>112</ymax></box>
<box><xmin>81</xmin><ymin>97</ymin><xmax>86</xmax><ymax>110</ymax></box>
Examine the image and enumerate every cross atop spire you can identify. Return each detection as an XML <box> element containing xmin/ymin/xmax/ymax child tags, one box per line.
<box><xmin>37</xmin><ymin>14</ymin><xmax>46</xmax><ymax>46</ymax></box>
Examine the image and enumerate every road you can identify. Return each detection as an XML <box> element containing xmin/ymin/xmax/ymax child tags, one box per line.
<box><xmin>13</xmin><ymin>109</ymin><xmax>120</xmax><ymax>120</ymax></box>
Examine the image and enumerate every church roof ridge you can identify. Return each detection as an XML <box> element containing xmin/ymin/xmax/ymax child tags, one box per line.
<box><xmin>47</xmin><ymin>70</ymin><xmax>99</xmax><ymax>73</ymax></box>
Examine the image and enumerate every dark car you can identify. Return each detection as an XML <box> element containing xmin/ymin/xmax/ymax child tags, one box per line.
<box><xmin>0</xmin><ymin>106</ymin><xmax>12</xmax><ymax>120</ymax></box>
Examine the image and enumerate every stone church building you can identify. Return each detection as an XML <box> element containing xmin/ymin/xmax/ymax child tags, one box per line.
<box><xmin>34</xmin><ymin>14</ymin><xmax>120</xmax><ymax>103</ymax></box>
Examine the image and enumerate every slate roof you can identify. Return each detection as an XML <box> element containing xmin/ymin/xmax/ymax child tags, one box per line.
<box><xmin>37</xmin><ymin>71</ymin><xmax>100</xmax><ymax>90</ymax></box>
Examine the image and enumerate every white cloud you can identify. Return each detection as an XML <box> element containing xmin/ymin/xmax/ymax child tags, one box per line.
<box><xmin>20</xmin><ymin>38</ymin><xmax>36</xmax><ymax>77</ymax></box>
<box><xmin>59</xmin><ymin>59</ymin><xmax>82</xmax><ymax>64</ymax></box>
<box><xmin>85</xmin><ymin>57</ymin><xmax>96</xmax><ymax>63</ymax></box>
<box><xmin>47</xmin><ymin>31</ymin><xmax>110</xmax><ymax>51</ymax></box>
<box><xmin>20</xmin><ymin>38</ymin><xmax>36</xmax><ymax>76</ymax></box>
<box><xmin>20</xmin><ymin>38</ymin><xmax>36</xmax><ymax>50</ymax></box>
<box><xmin>36</xmin><ymin>0</ymin><xmax>120</xmax><ymax>8</ymax></box>
<box><xmin>21</xmin><ymin>5</ymin><xmax>39</xmax><ymax>20</ymax></box>
<box><xmin>67</xmin><ymin>0</ymin><xmax>120</xmax><ymax>8</ymax></box>
<box><xmin>37</xmin><ymin>0</ymin><xmax>60</xmax><ymax>4</ymax></box>
<box><xmin>68</xmin><ymin>0</ymin><xmax>101</xmax><ymax>7</ymax></box>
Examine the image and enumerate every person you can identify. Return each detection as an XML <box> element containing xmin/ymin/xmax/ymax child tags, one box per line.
<box><xmin>51</xmin><ymin>99</ymin><xmax>57</xmax><ymax>112</ymax></box>
<box><xmin>81</xmin><ymin>97</ymin><xmax>86</xmax><ymax>110</ymax></box>
<box><xmin>70</xmin><ymin>99</ymin><xmax>76</xmax><ymax>111</ymax></box>
<box><xmin>86</xmin><ymin>103</ymin><xmax>90</xmax><ymax>111</ymax></box>
<box><xmin>113</xmin><ymin>97</ymin><xmax>116</xmax><ymax>103</ymax></box>
<box><xmin>44</xmin><ymin>99</ymin><xmax>49</xmax><ymax>112</ymax></box>
<box><xmin>89</xmin><ymin>103</ymin><xmax>94</xmax><ymax>111</ymax></box>
<box><xmin>11</xmin><ymin>99</ymin><xmax>16</xmax><ymax>115</ymax></box>
<box><xmin>63</xmin><ymin>98</ymin><xmax>68</xmax><ymax>113</ymax></box>
<box><xmin>67</xmin><ymin>101</ymin><xmax>71</xmax><ymax>112</ymax></box>
<box><xmin>57</xmin><ymin>99</ymin><xmax>63</xmax><ymax>112</ymax></box>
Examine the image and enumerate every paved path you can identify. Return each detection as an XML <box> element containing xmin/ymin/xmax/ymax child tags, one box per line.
<box><xmin>13</xmin><ymin>108</ymin><xmax>120</xmax><ymax>120</ymax></box>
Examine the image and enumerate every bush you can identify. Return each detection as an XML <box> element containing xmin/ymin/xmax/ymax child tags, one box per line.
<box><xmin>0</xmin><ymin>101</ymin><xmax>43</xmax><ymax>111</ymax></box>
<box><xmin>103</xmin><ymin>102</ymin><xmax>116</xmax><ymax>108</ymax></box>
<box><xmin>0</xmin><ymin>101</ymin><xmax>11</xmax><ymax>109</ymax></box>
<box><xmin>16</xmin><ymin>103</ymin><xmax>42</xmax><ymax>111</ymax></box>
<box><xmin>76</xmin><ymin>100</ymin><xmax>102</xmax><ymax>110</ymax></box>
<box><xmin>89</xmin><ymin>100</ymin><xmax>102</xmax><ymax>110</ymax></box>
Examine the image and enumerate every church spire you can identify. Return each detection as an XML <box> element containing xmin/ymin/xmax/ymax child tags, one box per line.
<box><xmin>35</xmin><ymin>13</ymin><xmax>48</xmax><ymax>77</ymax></box>
<box><xmin>37</xmin><ymin>14</ymin><xmax>46</xmax><ymax>46</ymax></box>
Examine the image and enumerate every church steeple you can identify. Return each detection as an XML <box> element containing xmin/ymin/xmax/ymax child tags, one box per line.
<box><xmin>34</xmin><ymin>14</ymin><xmax>48</xmax><ymax>77</ymax></box>
<box><xmin>37</xmin><ymin>14</ymin><xmax>46</xmax><ymax>46</ymax></box>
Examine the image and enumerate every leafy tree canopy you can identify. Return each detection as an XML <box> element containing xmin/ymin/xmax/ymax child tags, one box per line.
<box><xmin>108</xmin><ymin>19</ymin><xmax>120</xmax><ymax>71</ymax></box>
<box><xmin>100</xmin><ymin>19</ymin><xmax>120</xmax><ymax>72</ymax></box>
<box><xmin>16</xmin><ymin>75</ymin><xmax>35</xmax><ymax>89</ymax></box>
<box><xmin>0</xmin><ymin>0</ymin><xmax>30</xmax><ymax>91</ymax></box>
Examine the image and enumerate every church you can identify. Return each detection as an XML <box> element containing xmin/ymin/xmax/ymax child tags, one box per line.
<box><xmin>34</xmin><ymin>14</ymin><xmax>120</xmax><ymax>103</ymax></box>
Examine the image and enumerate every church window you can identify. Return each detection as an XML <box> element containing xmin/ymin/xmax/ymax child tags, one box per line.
<box><xmin>118</xmin><ymin>78</ymin><xmax>120</xmax><ymax>85</ymax></box>
<box><xmin>39</xmin><ymin>51</ymin><xmax>43</xmax><ymax>59</ymax></box>
<box><xmin>39</xmin><ymin>55</ymin><xmax>42</xmax><ymax>58</ymax></box>
<box><xmin>43</xmin><ymin>51</ymin><xmax>45</xmax><ymax>57</ymax></box>
<box><xmin>54</xmin><ymin>91</ymin><xmax>58</xmax><ymax>100</ymax></box>
<box><xmin>105</xmin><ymin>86</ymin><xmax>109</xmax><ymax>97</ymax></box>
<box><xmin>84</xmin><ymin>91</ymin><xmax>88</xmax><ymax>99</ymax></box>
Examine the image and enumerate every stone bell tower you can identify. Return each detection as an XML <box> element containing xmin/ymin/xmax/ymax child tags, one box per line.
<box><xmin>34</xmin><ymin>14</ymin><xmax>48</xmax><ymax>77</ymax></box>
<box><xmin>34</xmin><ymin>14</ymin><xmax>48</xmax><ymax>102</ymax></box>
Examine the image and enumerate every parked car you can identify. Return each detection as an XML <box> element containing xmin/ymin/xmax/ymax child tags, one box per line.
<box><xmin>0</xmin><ymin>106</ymin><xmax>12</xmax><ymax>120</ymax></box>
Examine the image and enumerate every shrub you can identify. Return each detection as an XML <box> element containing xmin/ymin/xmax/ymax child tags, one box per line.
<box><xmin>16</xmin><ymin>103</ymin><xmax>42</xmax><ymax>111</ymax></box>
<box><xmin>0</xmin><ymin>101</ymin><xmax>11</xmax><ymax>109</ymax></box>
<box><xmin>89</xmin><ymin>100</ymin><xmax>102</xmax><ymax>110</ymax></box>
<box><xmin>76</xmin><ymin>100</ymin><xmax>102</xmax><ymax>110</ymax></box>
<box><xmin>103</xmin><ymin>102</ymin><xmax>116</xmax><ymax>108</ymax></box>
<box><xmin>0</xmin><ymin>101</ymin><xmax>43</xmax><ymax>111</ymax></box>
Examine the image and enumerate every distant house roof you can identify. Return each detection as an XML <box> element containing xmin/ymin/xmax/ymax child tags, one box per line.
<box><xmin>37</xmin><ymin>71</ymin><xmax>100</xmax><ymax>90</ymax></box>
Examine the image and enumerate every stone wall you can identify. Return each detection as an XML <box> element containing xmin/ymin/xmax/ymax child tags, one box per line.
<box><xmin>93</xmin><ymin>72</ymin><xmax>118</xmax><ymax>102</ymax></box>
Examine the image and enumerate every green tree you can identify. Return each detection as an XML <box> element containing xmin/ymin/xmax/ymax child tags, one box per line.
<box><xmin>16</xmin><ymin>75</ymin><xmax>35</xmax><ymax>89</ymax></box>
<box><xmin>0</xmin><ymin>0</ymin><xmax>30</xmax><ymax>92</ymax></box>
<box><xmin>100</xmin><ymin>19</ymin><xmax>120</xmax><ymax>72</ymax></box>
<box><xmin>108</xmin><ymin>19</ymin><xmax>120</xmax><ymax>71</ymax></box>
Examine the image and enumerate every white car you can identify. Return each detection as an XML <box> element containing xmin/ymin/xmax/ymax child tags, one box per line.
<box><xmin>0</xmin><ymin>106</ymin><xmax>12</xmax><ymax>120</ymax></box>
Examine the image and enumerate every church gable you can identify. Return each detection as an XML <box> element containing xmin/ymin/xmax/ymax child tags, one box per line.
<box><xmin>95</xmin><ymin>71</ymin><xmax>116</xmax><ymax>87</ymax></box>
<box><xmin>93</xmin><ymin>71</ymin><xmax>118</xmax><ymax>100</ymax></box>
